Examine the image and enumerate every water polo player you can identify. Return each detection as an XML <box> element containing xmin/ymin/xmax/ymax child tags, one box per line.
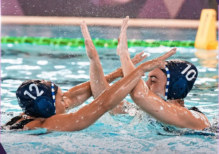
<box><xmin>117</xmin><ymin>17</ymin><xmax>210</xmax><ymax>130</ymax></box>
<box><xmin>2</xmin><ymin>21</ymin><xmax>176</xmax><ymax>131</ymax></box>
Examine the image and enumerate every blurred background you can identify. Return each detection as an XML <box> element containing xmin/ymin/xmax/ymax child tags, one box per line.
<box><xmin>1</xmin><ymin>0</ymin><xmax>218</xmax><ymax>19</ymax></box>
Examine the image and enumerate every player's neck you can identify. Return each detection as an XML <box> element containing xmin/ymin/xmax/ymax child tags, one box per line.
<box><xmin>169</xmin><ymin>99</ymin><xmax>184</xmax><ymax>107</ymax></box>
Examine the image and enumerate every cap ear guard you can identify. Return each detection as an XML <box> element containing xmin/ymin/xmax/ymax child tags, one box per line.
<box><xmin>35</xmin><ymin>96</ymin><xmax>55</xmax><ymax>118</ymax></box>
<box><xmin>35</xmin><ymin>82</ymin><xmax>56</xmax><ymax>118</ymax></box>
<box><xmin>168</xmin><ymin>76</ymin><xmax>187</xmax><ymax>99</ymax></box>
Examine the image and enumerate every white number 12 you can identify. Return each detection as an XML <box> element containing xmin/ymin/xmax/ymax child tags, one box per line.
<box><xmin>24</xmin><ymin>84</ymin><xmax>44</xmax><ymax>100</ymax></box>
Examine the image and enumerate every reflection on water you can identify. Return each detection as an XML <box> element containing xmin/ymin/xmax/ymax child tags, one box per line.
<box><xmin>194</xmin><ymin>49</ymin><xmax>218</xmax><ymax>68</ymax></box>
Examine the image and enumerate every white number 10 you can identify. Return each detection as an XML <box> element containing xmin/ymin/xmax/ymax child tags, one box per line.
<box><xmin>181</xmin><ymin>64</ymin><xmax>196</xmax><ymax>81</ymax></box>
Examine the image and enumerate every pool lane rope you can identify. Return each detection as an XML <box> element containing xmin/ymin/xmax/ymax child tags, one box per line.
<box><xmin>1</xmin><ymin>36</ymin><xmax>195</xmax><ymax>48</ymax></box>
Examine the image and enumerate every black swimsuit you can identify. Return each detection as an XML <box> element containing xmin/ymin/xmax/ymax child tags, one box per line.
<box><xmin>1</xmin><ymin>116</ymin><xmax>34</xmax><ymax>130</ymax></box>
<box><xmin>188</xmin><ymin>106</ymin><xmax>204</xmax><ymax>114</ymax></box>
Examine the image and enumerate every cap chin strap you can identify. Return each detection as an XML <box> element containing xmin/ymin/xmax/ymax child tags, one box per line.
<box><xmin>51</xmin><ymin>82</ymin><xmax>56</xmax><ymax>113</ymax></box>
<box><xmin>165</xmin><ymin>66</ymin><xmax>170</xmax><ymax>100</ymax></box>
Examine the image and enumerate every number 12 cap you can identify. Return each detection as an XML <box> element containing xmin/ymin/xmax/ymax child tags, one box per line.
<box><xmin>160</xmin><ymin>60</ymin><xmax>198</xmax><ymax>100</ymax></box>
<box><xmin>16</xmin><ymin>79</ymin><xmax>58</xmax><ymax>118</ymax></box>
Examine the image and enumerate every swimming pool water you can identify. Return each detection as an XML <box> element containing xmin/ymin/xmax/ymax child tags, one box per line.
<box><xmin>1</xmin><ymin>44</ymin><xmax>218</xmax><ymax>154</ymax></box>
<box><xmin>1</xmin><ymin>25</ymin><xmax>218</xmax><ymax>154</ymax></box>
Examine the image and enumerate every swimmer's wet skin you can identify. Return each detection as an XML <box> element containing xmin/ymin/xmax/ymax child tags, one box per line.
<box><xmin>117</xmin><ymin>16</ymin><xmax>210</xmax><ymax>130</ymax></box>
<box><xmin>1</xmin><ymin>20</ymin><xmax>175</xmax><ymax>132</ymax></box>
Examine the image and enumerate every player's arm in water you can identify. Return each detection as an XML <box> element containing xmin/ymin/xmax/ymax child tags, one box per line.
<box><xmin>117</xmin><ymin>17</ymin><xmax>210</xmax><ymax>130</ymax></box>
<box><xmin>63</xmin><ymin>41</ymin><xmax>146</xmax><ymax>111</ymax></box>
<box><xmin>24</xmin><ymin>21</ymin><xmax>176</xmax><ymax>132</ymax></box>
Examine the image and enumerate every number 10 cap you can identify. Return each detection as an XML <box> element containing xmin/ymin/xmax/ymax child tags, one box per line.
<box><xmin>160</xmin><ymin>60</ymin><xmax>198</xmax><ymax>100</ymax></box>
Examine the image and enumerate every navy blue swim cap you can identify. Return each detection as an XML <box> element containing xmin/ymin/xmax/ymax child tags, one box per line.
<box><xmin>160</xmin><ymin>60</ymin><xmax>198</xmax><ymax>100</ymax></box>
<box><xmin>16</xmin><ymin>80</ymin><xmax>58</xmax><ymax>118</ymax></box>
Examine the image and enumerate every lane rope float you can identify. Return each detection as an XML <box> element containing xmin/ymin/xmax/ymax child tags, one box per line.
<box><xmin>1</xmin><ymin>36</ymin><xmax>195</xmax><ymax>48</ymax></box>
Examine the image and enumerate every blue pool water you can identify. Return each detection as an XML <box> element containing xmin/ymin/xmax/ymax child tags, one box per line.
<box><xmin>1</xmin><ymin>25</ymin><xmax>218</xmax><ymax>153</ymax></box>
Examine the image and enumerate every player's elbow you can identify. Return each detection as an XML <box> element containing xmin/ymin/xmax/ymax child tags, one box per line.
<box><xmin>130</xmin><ymin>91</ymin><xmax>144</xmax><ymax>104</ymax></box>
<box><xmin>178</xmin><ymin>114</ymin><xmax>210</xmax><ymax>130</ymax></box>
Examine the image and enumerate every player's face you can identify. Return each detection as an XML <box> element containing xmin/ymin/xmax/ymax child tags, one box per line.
<box><xmin>55</xmin><ymin>87</ymin><xmax>69</xmax><ymax>114</ymax></box>
<box><xmin>146</xmin><ymin>68</ymin><xmax>167</xmax><ymax>97</ymax></box>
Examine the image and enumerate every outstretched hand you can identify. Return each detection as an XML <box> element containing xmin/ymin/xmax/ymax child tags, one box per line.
<box><xmin>156</xmin><ymin>47</ymin><xmax>177</xmax><ymax>69</ymax></box>
<box><xmin>81</xmin><ymin>21</ymin><xmax>97</xmax><ymax>59</ymax></box>
<box><xmin>131</xmin><ymin>51</ymin><xmax>148</xmax><ymax>65</ymax></box>
<box><xmin>107</xmin><ymin>51</ymin><xmax>148</xmax><ymax>80</ymax></box>
<box><xmin>117</xmin><ymin>16</ymin><xmax>129</xmax><ymax>56</ymax></box>
<box><xmin>140</xmin><ymin>48</ymin><xmax>177</xmax><ymax>72</ymax></box>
